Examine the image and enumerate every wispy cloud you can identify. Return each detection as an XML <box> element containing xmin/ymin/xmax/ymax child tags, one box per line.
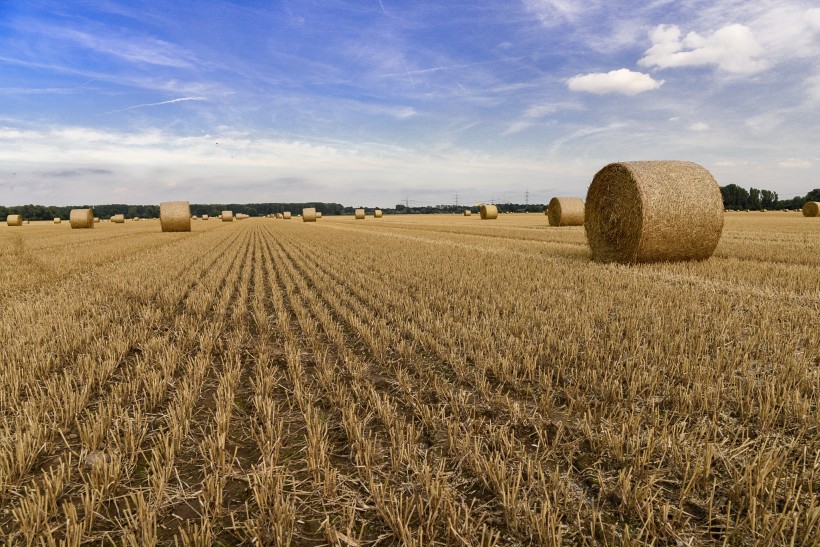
<box><xmin>104</xmin><ymin>97</ymin><xmax>207</xmax><ymax>115</ymax></box>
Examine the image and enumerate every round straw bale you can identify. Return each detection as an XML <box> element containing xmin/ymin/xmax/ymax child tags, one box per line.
<box><xmin>160</xmin><ymin>201</ymin><xmax>191</xmax><ymax>232</ymax></box>
<box><xmin>547</xmin><ymin>197</ymin><xmax>585</xmax><ymax>227</ymax></box>
<box><xmin>133</xmin><ymin>217</ymin><xmax>140</xmax><ymax>221</ymax></box>
<box><xmin>282</xmin><ymin>211</ymin><xmax>292</xmax><ymax>220</ymax></box>
<box><xmin>802</xmin><ymin>201</ymin><xmax>820</xmax><ymax>217</ymax></box>
<box><xmin>111</xmin><ymin>214</ymin><xmax>125</xmax><ymax>223</ymax></box>
<box><xmin>93</xmin><ymin>217</ymin><xmax>100</xmax><ymax>223</ymax></box>
<box><xmin>374</xmin><ymin>209</ymin><xmax>383</xmax><ymax>218</ymax></box>
<box><xmin>6</xmin><ymin>214</ymin><xmax>23</xmax><ymax>226</ymax></box>
<box><xmin>202</xmin><ymin>214</ymin><xmax>209</xmax><ymax>220</ymax></box>
<box><xmin>54</xmin><ymin>218</ymin><xmax>61</xmax><ymax>224</ymax></box>
<box><xmin>302</xmin><ymin>207</ymin><xmax>317</xmax><ymax>222</ymax></box>
<box><xmin>316</xmin><ymin>212</ymin><xmax>322</xmax><ymax>219</ymax></box>
<box><xmin>70</xmin><ymin>209</ymin><xmax>94</xmax><ymax>229</ymax></box>
<box><xmin>585</xmin><ymin>161</ymin><xmax>724</xmax><ymax>263</ymax></box>
<box><xmin>479</xmin><ymin>204</ymin><xmax>498</xmax><ymax>220</ymax></box>
<box><xmin>464</xmin><ymin>210</ymin><xmax>472</xmax><ymax>216</ymax></box>
<box><xmin>355</xmin><ymin>209</ymin><xmax>365</xmax><ymax>220</ymax></box>
<box><xmin>275</xmin><ymin>213</ymin><xmax>283</xmax><ymax>219</ymax></box>
<box><xmin>221</xmin><ymin>211</ymin><xmax>233</xmax><ymax>222</ymax></box>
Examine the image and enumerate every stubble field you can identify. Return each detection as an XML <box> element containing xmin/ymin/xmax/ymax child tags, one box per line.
<box><xmin>0</xmin><ymin>212</ymin><xmax>818</xmax><ymax>546</ymax></box>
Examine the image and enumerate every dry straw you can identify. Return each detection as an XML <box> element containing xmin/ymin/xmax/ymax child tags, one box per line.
<box><xmin>585</xmin><ymin>161</ymin><xmax>724</xmax><ymax>263</ymax></box>
<box><xmin>54</xmin><ymin>218</ymin><xmax>61</xmax><ymax>224</ymax></box>
<box><xmin>802</xmin><ymin>201</ymin><xmax>819</xmax><ymax>217</ymax></box>
<box><xmin>302</xmin><ymin>207</ymin><xmax>317</xmax><ymax>222</ymax></box>
<box><xmin>221</xmin><ymin>211</ymin><xmax>233</xmax><ymax>222</ymax></box>
<box><xmin>111</xmin><ymin>214</ymin><xmax>125</xmax><ymax>223</ymax></box>
<box><xmin>283</xmin><ymin>211</ymin><xmax>292</xmax><ymax>220</ymax></box>
<box><xmin>479</xmin><ymin>204</ymin><xmax>498</xmax><ymax>220</ymax></box>
<box><xmin>355</xmin><ymin>209</ymin><xmax>365</xmax><ymax>220</ymax></box>
<box><xmin>202</xmin><ymin>214</ymin><xmax>209</xmax><ymax>220</ymax></box>
<box><xmin>316</xmin><ymin>212</ymin><xmax>322</xmax><ymax>219</ymax></box>
<box><xmin>6</xmin><ymin>214</ymin><xmax>22</xmax><ymax>226</ymax></box>
<box><xmin>70</xmin><ymin>209</ymin><xmax>94</xmax><ymax>229</ymax></box>
<box><xmin>464</xmin><ymin>210</ymin><xmax>472</xmax><ymax>216</ymax></box>
<box><xmin>160</xmin><ymin>201</ymin><xmax>192</xmax><ymax>232</ymax></box>
<box><xmin>374</xmin><ymin>209</ymin><xmax>383</xmax><ymax>218</ymax></box>
<box><xmin>547</xmin><ymin>197</ymin><xmax>585</xmax><ymax>227</ymax></box>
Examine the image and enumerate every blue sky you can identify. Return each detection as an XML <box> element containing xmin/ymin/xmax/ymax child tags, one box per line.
<box><xmin>1</xmin><ymin>0</ymin><xmax>818</xmax><ymax>206</ymax></box>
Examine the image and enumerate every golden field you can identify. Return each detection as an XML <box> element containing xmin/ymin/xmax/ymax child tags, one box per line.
<box><xmin>0</xmin><ymin>212</ymin><xmax>818</xmax><ymax>545</ymax></box>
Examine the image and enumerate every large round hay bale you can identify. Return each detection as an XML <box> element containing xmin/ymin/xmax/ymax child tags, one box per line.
<box><xmin>355</xmin><ymin>209</ymin><xmax>365</xmax><ymax>220</ymax></box>
<box><xmin>6</xmin><ymin>214</ymin><xmax>23</xmax><ymax>226</ymax></box>
<box><xmin>316</xmin><ymin>212</ymin><xmax>322</xmax><ymax>219</ymax></box>
<box><xmin>202</xmin><ymin>214</ymin><xmax>209</xmax><ymax>220</ymax></box>
<box><xmin>282</xmin><ymin>211</ymin><xmax>292</xmax><ymax>220</ymax></box>
<box><xmin>585</xmin><ymin>161</ymin><xmax>724</xmax><ymax>263</ymax></box>
<box><xmin>479</xmin><ymin>204</ymin><xmax>498</xmax><ymax>220</ymax></box>
<box><xmin>275</xmin><ymin>213</ymin><xmax>283</xmax><ymax>219</ymax></box>
<box><xmin>221</xmin><ymin>211</ymin><xmax>233</xmax><ymax>222</ymax></box>
<box><xmin>54</xmin><ymin>218</ymin><xmax>61</xmax><ymax>224</ymax></box>
<box><xmin>802</xmin><ymin>201</ymin><xmax>820</xmax><ymax>217</ymax></box>
<box><xmin>111</xmin><ymin>214</ymin><xmax>125</xmax><ymax>223</ymax></box>
<box><xmin>374</xmin><ymin>209</ymin><xmax>383</xmax><ymax>218</ymax></box>
<box><xmin>463</xmin><ymin>210</ymin><xmax>472</xmax><ymax>216</ymax></box>
<box><xmin>302</xmin><ymin>207</ymin><xmax>317</xmax><ymax>222</ymax></box>
<box><xmin>70</xmin><ymin>209</ymin><xmax>94</xmax><ymax>229</ymax></box>
<box><xmin>547</xmin><ymin>197</ymin><xmax>585</xmax><ymax>227</ymax></box>
<box><xmin>160</xmin><ymin>201</ymin><xmax>191</xmax><ymax>232</ymax></box>
<box><xmin>133</xmin><ymin>217</ymin><xmax>140</xmax><ymax>222</ymax></box>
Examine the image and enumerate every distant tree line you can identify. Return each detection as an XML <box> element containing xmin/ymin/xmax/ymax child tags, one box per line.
<box><xmin>0</xmin><ymin>202</ymin><xmax>345</xmax><ymax>220</ymax></box>
<box><xmin>720</xmin><ymin>185</ymin><xmax>820</xmax><ymax>210</ymax></box>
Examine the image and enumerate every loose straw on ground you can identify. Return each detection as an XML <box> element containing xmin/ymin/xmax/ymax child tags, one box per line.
<box><xmin>480</xmin><ymin>204</ymin><xmax>498</xmax><ymax>220</ymax></box>
<box><xmin>70</xmin><ymin>209</ymin><xmax>94</xmax><ymax>229</ymax></box>
<box><xmin>160</xmin><ymin>201</ymin><xmax>191</xmax><ymax>232</ymax></box>
<box><xmin>547</xmin><ymin>197</ymin><xmax>585</xmax><ymax>227</ymax></box>
<box><xmin>585</xmin><ymin>160</ymin><xmax>724</xmax><ymax>263</ymax></box>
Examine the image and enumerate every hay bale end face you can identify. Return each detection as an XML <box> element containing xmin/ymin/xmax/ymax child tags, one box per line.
<box><xmin>69</xmin><ymin>209</ymin><xmax>94</xmax><ymax>229</ymax></box>
<box><xmin>221</xmin><ymin>211</ymin><xmax>233</xmax><ymax>222</ymax></box>
<box><xmin>54</xmin><ymin>218</ymin><xmax>61</xmax><ymax>224</ymax></box>
<box><xmin>479</xmin><ymin>204</ymin><xmax>498</xmax><ymax>220</ymax></box>
<box><xmin>547</xmin><ymin>197</ymin><xmax>585</xmax><ymax>227</ymax></box>
<box><xmin>6</xmin><ymin>214</ymin><xmax>23</xmax><ymax>226</ymax></box>
<box><xmin>802</xmin><ymin>201</ymin><xmax>820</xmax><ymax>217</ymax></box>
<box><xmin>355</xmin><ymin>209</ymin><xmax>365</xmax><ymax>220</ymax></box>
<box><xmin>585</xmin><ymin>161</ymin><xmax>724</xmax><ymax>263</ymax></box>
<box><xmin>374</xmin><ymin>209</ymin><xmax>383</xmax><ymax>218</ymax></box>
<box><xmin>160</xmin><ymin>201</ymin><xmax>191</xmax><ymax>232</ymax></box>
<box><xmin>464</xmin><ymin>210</ymin><xmax>472</xmax><ymax>216</ymax></box>
<box><xmin>111</xmin><ymin>214</ymin><xmax>125</xmax><ymax>223</ymax></box>
<box><xmin>302</xmin><ymin>207</ymin><xmax>317</xmax><ymax>222</ymax></box>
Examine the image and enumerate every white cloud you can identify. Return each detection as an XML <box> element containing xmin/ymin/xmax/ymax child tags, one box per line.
<box><xmin>690</xmin><ymin>122</ymin><xmax>710</xmax><ymax>131</ymax></box>
<box><xmin>639</xmin><ymin>23</ymin><xmax>766</xmax><ymax>74</ymax></box>
<box><xmin>566</xmin><ymin>68</ymin><xmax>663</xmax><ymax>95</ymax></box>
<box><xmin>778</xmin><ymin>158</ymin><xmax>811</xmax><ymax>169</ymax></box>
<box><xmin>524</xmin><ymin>0</ymin><xmax>586</xmax><ymax>26</ymax></box>
<box><xmin>805</xmin><ymin>8</ymin><xmax>820</xmax><ymax>32</ymax></box>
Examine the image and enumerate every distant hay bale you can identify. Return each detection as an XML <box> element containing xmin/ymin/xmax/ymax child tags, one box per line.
<box><xmin>236</xmin><ymin>213</ymin><xmax>248</xmax><ymax>220</ymax></box>
<box><xmin>133</xmin><ymin>217</ymin><xmax>140</xmax><ymax>222</ymax></box>
<box><xmin>111</xmin><ymin>214</ymin><xmax>125</xmax><ymax>223</ymax></box>
<box><xmin>355</xmin><ymin>209</ymin><xmax>365</xmax><ymax>220</ymax></box>
<box><xmin>160</xmin><ymin>201</ymin><xmax>191</xmax><ymax>232</ymax></box>
<box><xmin>547</xmin><ymin>197</ymin><xmax>585</xmax><ymax>227</ymax></box>
<box><xmin>802</xmin><ymin>201</ymin><xmax>820</xmax><ymax>217</ymax></box>
<box><xmin>283</xmin><ymin>211</ymin><xmax>292</xmax><ymax>220</ymax></box>
<box><xmin>70</xmin><ymin>209</ymin><xmax>94</xmax><ymax>229</ymax></box>
<box><xmin>6</xmin><ymin>214</ymin><xmax>23</xmax><ymax>226</ymax></box>
<box><xmin>221</xmin><ymin>211</ymin><xmax>233</xmax><ymax>222</ymax></box>
<box><xmin>464</xmin><ymin>210</ymin><xmax>472</xmax><ymax>216</ymax></box>
<box><xmin>316</xmin><ymin>212</ymin><xmax>322</xmax><ymax>219</ymax></box>
<box><xmin>479</xmin><ymin>204</ymin><xmax>498</xmax><ymax>220</ymax></box>
<box><xmin>585</xmin><ymin>161</ymin><xmax>724</xmax><ymax>263</ymax></box>
<box><xmin>275</xmin><ymin>213</ymin><xmax>283</xmax><ymax>219</ymax></box>
<box><xmin>202</xmin><ymin>214</ymin><xmax>209</xmax><ymax>220</ymax></box>
<box><xmin>192</xmin><ymin>215</ymin><xmax>199</xmax><ymax>220</ymax></box>
<box><xmin>374</xmin><ymin>209</ymin><xmax>383</xmax><ymax>218</ymax></box>
<box><xmin>303</xmin><ymin>207</ymin><xmax>317</xmax><ymax>222</ymax></box>
<box><xmin>93</xmin><ymin>217</ymin><xmax>100</xmax><ymax>223</ymax></box>
<box><xmin>54</xmin><ymin>218</ymin><xmax>61</xmax><ymax>224</ymax></box>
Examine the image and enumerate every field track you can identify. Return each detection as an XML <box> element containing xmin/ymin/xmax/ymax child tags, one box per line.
<box><xmin>0</xmin><ymin>213</ymin><xmax>818</xmax><ymax>545</ymax></box>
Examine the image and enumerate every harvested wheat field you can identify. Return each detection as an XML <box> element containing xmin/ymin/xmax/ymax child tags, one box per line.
<box><xmin>0</xmin><ymin>213</ymin><xmax>818</xmax><ymax>545</ymax></box>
